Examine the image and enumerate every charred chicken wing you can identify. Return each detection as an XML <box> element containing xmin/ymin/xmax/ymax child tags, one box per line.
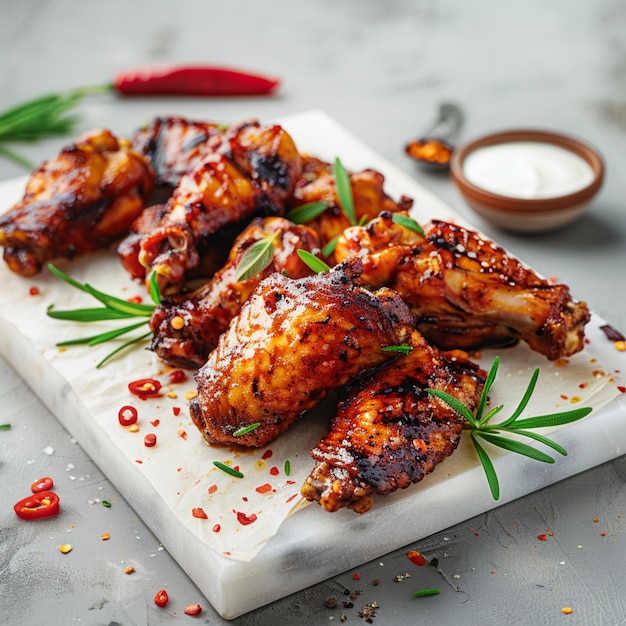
<box><xmin>118</xmin><ymin>120</ymin><xmax>302</xmax><ymax>293</ymax></box>
<box><xmin>189</xmin><ymin>260</ymin><xmax>415</xmax><ymax>448</ymax></box>
<box><xmin>301</xmin><ymin>331</ymin><xmax>485</xmax><ymax>513</ymax></box>
<box><xmin>0</xmin><ymin>129</ymin><xmax>153</xmax><ymax>276</ymax></box>
<box><xmin>336</xmin><ymin>213</ymin><xmax>590</xmax><ymax>360</ymax></box>
<box><xmin>149</xmin><ymin>216</ymin><xmax>322</xmax><ymax>369</ymax></box>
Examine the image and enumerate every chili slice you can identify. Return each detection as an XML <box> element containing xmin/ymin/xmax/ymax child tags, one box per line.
<box><xmin>118</xmin><ymin>405</ymin><xmax>138</xmax><ymax>426</ymax></box>
<box><xmin>154</xmin><ymin>589</ymin><xmax>169</xmax><ymax>608</ymax></box>
<box><xmin>128</xmin><ymin>378</ymin><xmax>162</xmax><ymax>399</ymax></box>
<box><xmin>14</xmin><ymin>491</ymin><xmax>60</xmax><ymax>520</ymax></box>
<box><xmin>112</xmin><ymin>65</ymin><xmax>280</xmax><ymax>97</ymax></box>
<box><xmin>30</xmin><ymin>476</ymin><xmax>54</xmax><ymax>493</ymax></box>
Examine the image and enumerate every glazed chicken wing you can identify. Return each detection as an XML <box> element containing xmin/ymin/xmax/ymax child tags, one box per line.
<box><xmin>118</xmin><ymin>120</ymin><xmax>302</xmax><ymax>293</ymax></box>
<box><xmin>302</xmin><ymin>331</ymin><xmax>485</xmax><ymax>513</ymax></box>
<box><xmin>131</xmin><ymin>115</ymin><xmax>224</xmax><ymax>187</ymax></box>
<box><xmin>189</xmin><ymin>260</ymin><xmax>415</xmax><ymax>448</ymax></box>
<box><xmin>336</xmin><ymin>212</ymin><xmax>590</xmax><ymax>360</ymax></box>
<box><xmin>149</xmin><ymin>216</ymin><xmax>322</xmax><ymax>369</ymax></box>
<box><xmin>0</xmin><ymin>129</ymin><xmax>153</xmax><ymax>276</ymax></box>
<box><xmin>289</xmin><ymin>155</ymin><xmax>413</xmax><ymax>255</ymax></box>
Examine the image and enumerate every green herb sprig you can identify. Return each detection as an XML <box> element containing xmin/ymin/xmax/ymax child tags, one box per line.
<box><xmin>426</xmin><ymin>356</ymin><xmax>592</xmax><ymax>500</ymax></box>
<box><xmin>0</xmin><ymin>86</ymin><xmax>110</xmax><ymax>168</ymax></box>
<box><xmin>46</xmin><ymin>264</ymin><xmax>159</xmax><ymax>368</ymax></box>
<box><xmin>234</xmin><ymin>230</ymin><xmax>282</xmax><ymax>282</ymax></box>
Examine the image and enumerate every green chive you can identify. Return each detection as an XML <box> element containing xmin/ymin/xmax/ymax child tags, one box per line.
<box><xmin>413</xmin><ymin>588</ymin><xmax>441</xmax><ymax>598</ymax></box>
<box><xmin>0</xmin><ymin>423</ymin><xmax>11</xmax><ymax>430</ymax></box>
<box><xmin>381</xmin><ymin>345</ymin><xmax>413</xmax><ymax>356</ymax></box>
<box><xmin>213</xmin><ymin>461</ymin><xmax>244</xmax><ymax>479</ymax></box>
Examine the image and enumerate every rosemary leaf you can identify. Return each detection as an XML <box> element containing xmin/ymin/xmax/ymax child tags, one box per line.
<box><xmin>233</xmin><ymin>423</ymin><xmax>261</xmax><ymax>437</ymax></box>
<box><xmin>506</xmin><ymin>428</ymin><xmax>568</xmax><ymax>457</ymax></box>
<box><xmin>477</xmin><ymin>431</ymin><xmax>556</xmax><ymax>464</ymax></box>
<box><xmin>334</xmin><ymin>157</ymin><xmax>357</xmax><ymax>226</ymax></box>
<box><xmin>148</xmin><ymin>271</ymin><xmax>162</xmax><ymax>305</ymax></box>
<box><xmin>285</xmin><ymin>201</ymin><xmax>329</xmax><ymax>224</ymax></box>
<box><xmin>471</xmin><ymin>431</ymin><xmax>500</xmax><ymax>500</ymax></box>
<box><xmin>213</xmin><ymin>461</ymin><xmax>244</xmax><ymax>479</ymax></box>
<box><xmin>413</xmin><ymin>589</ymin><xmax>441</xmax><ymax>598</ymax></box>
<box><xmin>498</xmin><ymin>368</ymin><xmax>540</xmax><ymax>427</ymax></box>
<box><xmin>297</xmin><ymin>249</ymin><xmax>331</xmax><ymax>274</ymax></box>
<box><xmin>96</xmin><ymin>331</ymin><xmax>152</xmax><ymax>369</ymax></box>
<box><xmin>55</xmin><ymin>320</ymin><xmax>148</xmax><ymax>347</ymax></box>
<box><xmin>83</xmin><ymin>283</ymin><xmax>155</xmax><ymax>316</ymax></box>
<box><xmin>322</xmin><ymin>235</ymin><xmax>339</xmax><ymax>258</ymax></box>
<box><xmin>426</xmin><ymin>388</ymin><xmax>478</xmax><ymax>428</ymax></box>
<box><xmin>47</xmin><ymin>306</ymin><xmax>134</xmax><ymax>322</ymax></box>
<box><xmin>509</xmin><ymin>407</ymin><xmax>592</xmax><ymax>429</ymax></box>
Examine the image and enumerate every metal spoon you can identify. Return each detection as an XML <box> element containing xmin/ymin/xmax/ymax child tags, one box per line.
<box><xmin>405</xmin><ymin>102</ymin><xmax>464</xmax><ymax>171</ymax></box>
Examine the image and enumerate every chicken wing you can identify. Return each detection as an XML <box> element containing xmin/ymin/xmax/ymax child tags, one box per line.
<box><xmin>131</xmin><ymin>115</ymin><xmax>224</xmax><ymax>187</ymax></box>
<box><xmin>0</xmin><ymin>129</ymin><xmax>154</xmax><ymax>276</ymax></box>
<box><xmin>289</xmin><ymin>155</ymin><xmax>413</xmax><ymax>255</ymax></box>
<box><xmin>189</xmin><ymin>260</ymin><xmax>416</xmax><ymax>448</ymax></box>
<box><xmin>336</xmin><ymin>212</ymin><xmax>590</xmax><ymax>360</ymax></box>
<box><xmin>149</xmin><ymin>216</ymin><xmax>322</xmax><ymax>369</ymax></box>
<box><xmin>301</xmin><ymin>331</ymin><xmax>485</xmax><ymax>513</ymax></box>
<box><xmin>118</xmin><ymin>120</ymin><xmax>302</xmax><ymax>293</ymax></box>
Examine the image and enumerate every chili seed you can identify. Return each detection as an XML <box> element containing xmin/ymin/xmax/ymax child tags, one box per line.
<box><xmin>170</xmin><ymin>315</ymin><xmax>185</xmax><ymax>330</ymax></box>
<box><xmin>58</xmin><ymin>544</ymin><xmax>73</xmax><ymax>554</ymax></box>
<box><xmin>124</xmin><ymin>566</ymin><xmax>135</xmax><ymax>575</ymax></box>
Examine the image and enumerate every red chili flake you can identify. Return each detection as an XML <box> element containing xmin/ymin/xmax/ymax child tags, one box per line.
<box><xmin>578</xmin><ymin>383</ymin><xmax>588</xmax><ymax>389</ymax></box>
<box><xmin>261</xmin><ymin>449</ymin><xmax>273</xmax><ymax>460</ymax></box>
<box><xmin>242</xmin><ymin>496</ymin><xmax>248</xmax><ymax>502</ymax></box>
<box><xmin>255</xmin><ymin>483</ymin><xmax>273</xmax><ymax>494</ymax></box>
<box><xmin>150</xmin><ymin>419</ymin><xmax>160</xmax><ymax>427</ymax></box>
<box><xmin>352</xmin><ymin>573</ymin><xmax>361</xmax><ymax>581</ymax></box>
<box><xmin>128</xmin><ymin>378</ymin><xmax>162</xmax><ymax>399</ymax></box>
<box><xmin>600</xmin><ymin>532</ymin><xmax>606</xmax><ymax>537</ymax></box>
<box><xmin>269</xmin><ymin>466</ymin><xmax>279</xmax><ymax>476</ymax></box>
<box><xmin>154</xmin><ymin>589</ymin><xmax>169</xmax><ymax>608</ymax></box>
<box><xmin>184</xmin><ymin>603</ymin><xmax>202</xmax><ymax>616</ymax></box>
<box><xmin>560</xmin><ymin>394</ymin><xmax>568</xmax><ymax>400</ymax></box>
<box><xmin>172</xmin><ymin>407</ymin><xmax>181</xmax><ymax>416</ymax></box>
<box><xmin>178</xmin><ymin>429</ymin><xmax>188</xmax><ymax>440</ymax></box>
<box><xmin>135</xmin><ymin>459</ymin><xmax>143</xmax><ymax>464</ymax></box>
<box><xmin>144</xmin><ymin>433</ymin><xmax>157</xmax><ymax>448</ymax></box>
<box><xmin>118</xmin><ymin>405</ymin><xmax>138</xmax><ymax>426</ymax></box>
<box><xmin>168</xmin><ymin>369</ymin><xmax>188</xmax><ymax>384</ymax></box>
<box><xmin>208</xmin><ymin>484</ymin><xmax>218</xmax><ymax>495</ymax></box>
<box><xmin>618</xmin><ymin>386</ymin><xmax>626</xmax><ymax>394</ymax></box>
<box><xmin>127</xmin><ymin>295</ymin><xmax>143</xmax><ymax>304</ymax></box>
<box><xmin>286</xmin><ymin>480</ymin><xmax>296</xmax><ymax>485</ymax></box>
<box><xmin>235</xmin><ymin>511</ymin><xmax>257</xmax><ymax>526</ymax></box>
<box><xmin>29</xmin><ymin>286</ymin><xmax>40</xmax><ymax>296</ymax></box>
<box><xmin>192</xmin><ymin>507</ymin><xmax>208</xmax><ymax>519</ymax></box>
<box><xmin>537</xmin><ymin>533</ymin><xmax>548</xmax><ymax>541</ymax></box>
<box><xmin>212</xmin><ymin>524</ymin><xmax>221</xmax><ymax>533</ymax></box>
<box><xmin>285</xmin><ymin>494</ymin><xmax>297</xmax><ymax>503</ymax></box>
<box><xmin>407</xmin><ymin>549</ymin><xmax>427</xmax><ymax>566</ymax></box>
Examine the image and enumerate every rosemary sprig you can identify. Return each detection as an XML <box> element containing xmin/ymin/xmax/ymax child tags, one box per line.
<box><xmin>426</xmin><ymin>356</ymin><xmax>592</xmax><ymax>500</ymax></box>
<box><xmin>235</xmin><ymin>230</ymin><xmax>281</xmax><ymax>282</ymax></box>
<box><xmin>46</xmin><ymin>264</ymin><xmax>158</xmax><ymax>367</ymax></box>
<box><xmin>0</xmin><ymin>85</ymin><xmax>110</xmax><ymax>168</ymax></box>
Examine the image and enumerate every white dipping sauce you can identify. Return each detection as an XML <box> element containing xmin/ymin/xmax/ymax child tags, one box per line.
<box><xmin>463</xmin><ymin>141</ymin><xmax>595</xmax><ymax>199</ymax></box>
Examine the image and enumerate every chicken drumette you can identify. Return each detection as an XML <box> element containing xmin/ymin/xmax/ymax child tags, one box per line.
<box><xmin>301</xmin><ymin>331</ymin><xmax>485</xmax><ymax>513</ymax></box>
<box><xmin>189</xmin><ymin>260</ymin><xmax>415</xmax><ymax>448</ymax></box>
<box><xmin>0</xmin><ymin>129</ymin><xmax>153</xmax><ymax>276</ymax></box>
<box><xmin>335</xmin><ymin>212</ymin><xmax>590</xmax><ymax>361</ymax></box>
<box><xmin>149</xmin><ymin>216</ymin><xmax>322</xmax><ymax>369</ymax></box>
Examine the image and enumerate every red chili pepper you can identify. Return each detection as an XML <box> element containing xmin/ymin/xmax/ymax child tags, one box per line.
<box><xmin>14</xmin><ymin>491</ymin><xmax>60</xmax><ymax>520</ymax></box>
<box><xmin>112</xmin><ymin>65</ymin><xmax>280</xmax><ymax>97</ymax></box>
<box><xmin>31</xmin><ymin>476</ymin><xmax>54</xmax><ymax>493</ymax></box>
<box><xmin>128</xmin><ymin>378</ymin><xmax>162</xmax><ymax>399</ymax></box>
<box><xmin>154</xmin><ymin>589</ymin><xmax>169</xmax><ymax>608</ymax></box>
<box><xmin>118</xmin><ymin>405</ymin><xmax>138</xmax><ymax>426</ymax></box>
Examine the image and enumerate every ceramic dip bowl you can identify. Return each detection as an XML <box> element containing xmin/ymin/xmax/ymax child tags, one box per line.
<box><xmin>449</xmin><ymin>129</ymin><xmax>604</xmax><ymax>233</ymax></box>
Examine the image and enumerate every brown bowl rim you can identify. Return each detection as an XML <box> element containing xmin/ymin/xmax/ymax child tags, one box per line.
<box><xmin>449</xmin><ymin>129</ymin><xmax>605</xmax><ymax>213</ymax></box>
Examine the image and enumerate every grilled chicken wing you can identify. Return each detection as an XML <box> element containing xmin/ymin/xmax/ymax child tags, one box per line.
<box><xmin>131</xmin><ymin>115</ymin><xmax>224</xmax><ymax>187</ymax></box>
<box><xmin>189</xmin><ymin>261</ymin><xmax>415</xmax><ymax>448</ymax></box>
<box><xmin>149</xmin><ymin>216</ymin><xmax>322</xmax><ymax>369</ymax></box>
<box><xmin>302</xmin><ymin>331</ymin><xmax>485</xmax><ymax>513</ymax></box>
<box><xmin>0</xmin><ymin>129</ymin><xmax>153</xmax><ymax>276</ymax></box>
<box><xmin>289</xmin><ymin>156</ymin><xmax>413</xmax><ymax>255</ymax></box>
<box><xmin>336</xmin><ymin>212</ymin><xmax>590</xmax><ymax>360</ymax></box>
<box><xmin>118</xmin><ymin>120</ymin><xmax>301</xmax><ymax>293</ymax></box>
